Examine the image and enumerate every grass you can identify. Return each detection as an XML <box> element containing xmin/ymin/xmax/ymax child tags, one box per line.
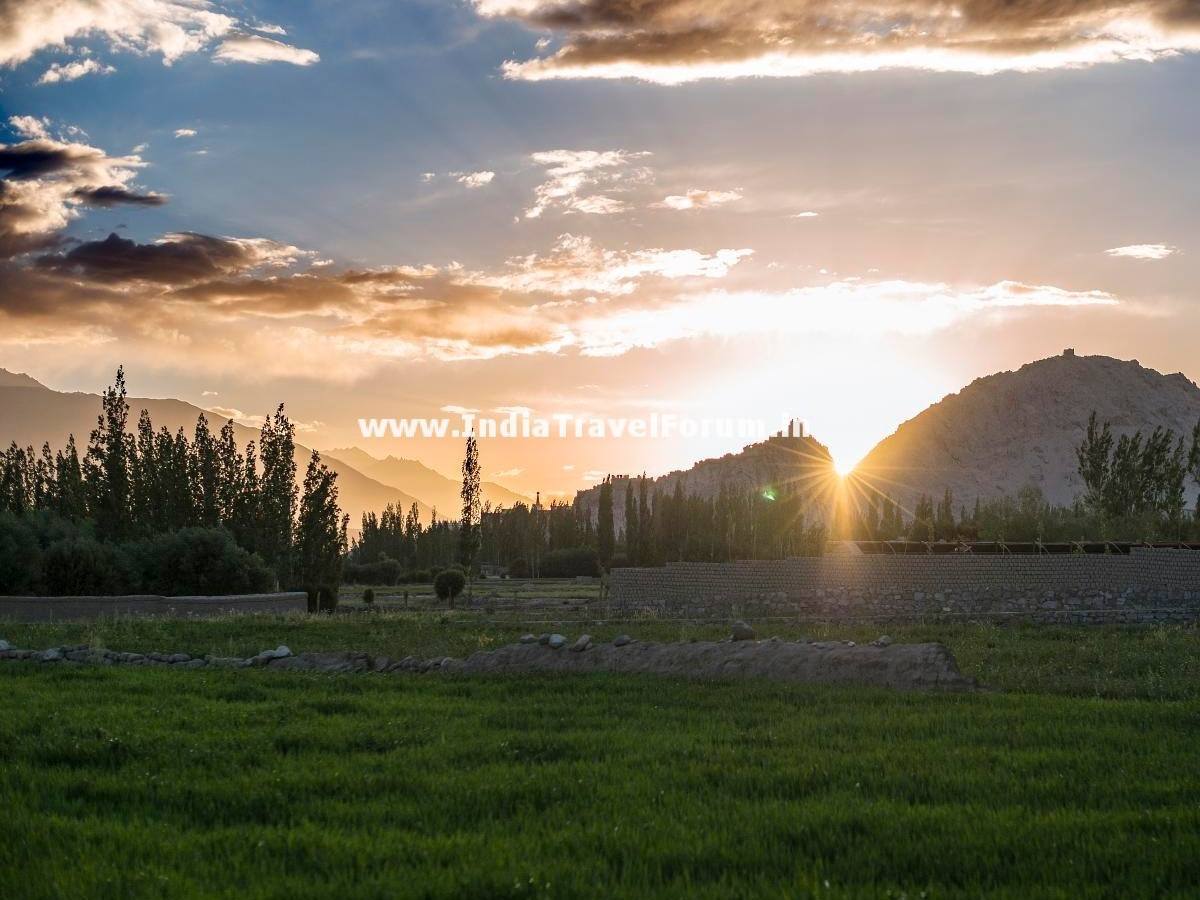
<box><xmin>2</xmin><ymin>616</ymin><xmax>1199</xmax><ymax>897</ymax></box>
<box><xmin>4</xmin><ymin>615</ymin><xmax>1199</xmax><ymax>699</ymax></box>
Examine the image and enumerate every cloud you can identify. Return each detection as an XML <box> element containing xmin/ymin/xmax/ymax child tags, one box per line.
<box><xmin>0</xmin><ymin>123</ymin><xmax>160</xmax><ymax>257</ymax></box>
<box><xmin>35</xmin><ymin>232</ymin><xmax>314</xmax><ymax>283</ymax></box>
<box><xmin>456</xmin><ymin>170</ymin><xmax>496</xmax><ymax>188</ymax></box>
<box><xmin>0</xmin><ymin>0</ymin><xmax>318</xmax><ymax>80</ymax></box>
<box><xmin>493</xmin><ymin>467</ymin><xmax>524</xmax><ymax>478</ymax></box>
<box><xmin>174</xmin><ymin>128</ymin><xmax>197</xmax><ymax>138</ymax></box>
<box><xmin>207</xmin><ymin>406</ymin><xmax>322</xmax><ymax>432</ymax></box>
<box><xmin>791</xmin><ymin>211</ymin><xmax>819</xmax><ymax>219</ymax></box>
<box><xmin>1104</xmin><ymin>243</ymin><xmax>1178</xmax><ymax>260</ymax></box>
<box><xmin>484</xmin><ymin>233</ymin><xmax>752</xmax><ymax>296</ymax></box>
<box><xmin>566</xmin><ymin>279</ymin><xmax>1120</xmax><ymax>356</ymax></box>
<box><xmin>8</xmin><ymin>115</ymin><xmax>50</xmax><ymax>139</ymax></box>
<box><xmin>38</xmin><ymin>58</ymin><xmax>114</xmax><ymax>84</ymax></box>
<box><xmin>474</xmin><ymin>0</ymin><xmax>1200</xmax><ymax>83</ymax></box>
<box><xmin>213</xmin><ymin>34</ymin><xmax>319</xmax><ymax>66</ymax></box>
<box><xmin>653</xmin><ymin>189</ymin><xmax>742</xmax><ymax>211</ymax></box>
<box><xmin>525</xmin><ymin>149</ymin><xmax>651</xmax><ymax>218</ymax></box>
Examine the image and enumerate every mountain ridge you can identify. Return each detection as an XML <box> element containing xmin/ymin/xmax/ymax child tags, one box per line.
<box><xmin>852</xmin><ymin>350</ymin><xmax>1200</xmax><ymax>511</ymax></box>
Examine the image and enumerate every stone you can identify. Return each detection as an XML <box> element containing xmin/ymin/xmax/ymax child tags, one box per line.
<box><xmin>613</xmin><ymin>634</ymin><xmax>632</xmax><ymax>647</ymax></box>
<box><xmin>372</xmin><ymin>656</ymin><xmax>392</xmax><ymax>672</ymax></box>
<box><xmin>166</xmin><ymin>653</ymin><xmax>190</xmax><ymax>664</ymax></box>
<box><xmin>731</xmin><ymin>621</ymin><xmax>756</xmax><ymax>641</ymax></box>
<box><xmin>519</xmin><ymin>634</ymin><xmax>538</xmax><ymax>644</ymax></box>
<box><xmin>871</xmin><ymin>635</ymin><xmax>894</xmax><ymax>648</ymax></box>
<box><xmin>547</xmin><ymin>633</ymin><xmax>567</xmax><ymax>649</ymax></box>
<box><xmin>0</xmin><ymin>639</ymin><xmax>10</xmax><ymax>651</ymax></box>
<box><xmin>179</xmin><ymin>658</ymin><xmax>207</xmax><ymax>669</ymax></box>
<box><xmin>537</xmin><ymin>633</ymin><xmax>552</xmax><ymax>645</ymax></box>
<box><xmin>570</xmin><ymin>634</ymin><xmax>592</xmax><ymax>652</ymax></box>
<box><xmin>38</xmin><ymin>648</ymin><xmax>64</xmax><ymax>662</ymax></box>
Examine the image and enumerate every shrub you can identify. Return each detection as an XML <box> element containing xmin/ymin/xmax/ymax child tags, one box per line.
<box><xmin>362</xmin><ymin>587</ymin><xmax>375</xmax><ymax>605</ymax></box>
<box><xmin>134</xmin><ymin>527</ymin><xmax>274</xmax><ymax>596</ymax></box>
<box><xmin>507</xmin><ymin>557</ymin><xmax>531</xmax><ymax>579</ymax></box>
<box><xmin>0</xmin><ymin>512</ymin><xmax>43</xmax><ymax>594</ymax></box>
<box><xmin>541</xmin><ymin>547</ymin><xmax>602</xmax><ymax>578</ymax></box>
<box><xmin>433</xmin><ymin>568</ymin><xmax>466</xmax><ymax>602</ymax></box>
<box><xmin>342</xmin><ymin>557</ymin><xmax>401</xmax><ymax>586</ymax></box>
<box><xmin>42</xmin><ymin>537</ymin><xmax>138</xmax><ymax>596</ymax></box>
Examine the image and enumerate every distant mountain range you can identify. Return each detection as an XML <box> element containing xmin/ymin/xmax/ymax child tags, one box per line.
<box><xmin>324</xmin><ymin>447</ymin><xmax>529</xmax><ymax>517</ymax></box>
<box><xmin>0</xmin><ymin>371</ymin><xmax>524</xmax><ymax>527</ymax></box>
<box><xmin>853</xmin><ymin>350</ymin><xmax>1200</xmax><ymax>511</ymax></box>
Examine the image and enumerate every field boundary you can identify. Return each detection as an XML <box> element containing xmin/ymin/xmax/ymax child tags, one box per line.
<box><xmin>0</xmin><ymin>592</ymin><xmax>308</xmax><ymax>623</ymax></box>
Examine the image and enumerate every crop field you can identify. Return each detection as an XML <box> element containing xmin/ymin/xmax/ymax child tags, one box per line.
<box><xmin>2</xmin><ymin>615</ymin><xmax>1199</xmax><ymax>898</ymax></box>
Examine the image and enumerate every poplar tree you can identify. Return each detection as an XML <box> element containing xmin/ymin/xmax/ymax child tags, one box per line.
<box><xmin>458</xmin><ymin>434</ymin><xmax>482</xmax><ymax>603</ymax></box>
<box><xmin>596</xmin><ymin>476</ymin><xmax>615</xmax><ymax>568</ymax></box>
<box><xmin>258</xmin><ymin>405</ymin><xmax>297</xmax><ymax>588</ymax></box>
<box><xmin>83</xmin><ymin>367</ymin><xmax>133</xmax><ymax>539</ymax></box>
<box><xmin>296</xmin><ymin>449</ymin><xmax>345</xmax><ymax>611</ymax></box>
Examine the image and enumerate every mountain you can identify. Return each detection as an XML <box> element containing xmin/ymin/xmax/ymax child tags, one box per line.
<box><xmin>325</xmin><ymin>447</ymin><xmax>529</xmax><ymax>515</ymax></box>
<box><xmin>0</xmin><ymin>368</ymin><xmax>47</xmax><ymax>390</ymax></box>
<box><xmin>0</xmin><ymin>378</ymin><xmax>430</xmax><ymax>526</ymax></box>
<box><xmin>574</xmin><ymin>425</ymin><xmax>839</xmax><ymax>532</ymax></box>
<box><xmin>853</xmin><ymin>350</ymin><xmax>1200</xmax><ymax>510</ymax></box>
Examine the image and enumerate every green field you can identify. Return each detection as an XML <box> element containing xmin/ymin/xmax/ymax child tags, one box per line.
<box><xmin>2</xmin><ymin>616</ymin><xmax>1199</xmax><ymax>898</ymax></box>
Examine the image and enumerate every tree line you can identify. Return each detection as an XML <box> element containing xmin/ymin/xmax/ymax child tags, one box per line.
<box><xmin>347</xmin><ymin>467</ymin><xmax>827</xmax><ymax>583</ymax></box>
<box><xmin>844</xmin><ymin>411</ymin><xmax>1200</xmax><ymax>544</ymax></box>
<box><xmin>0</xmin><ymin>368</ymin><xmax>347</xmax><ymax>603</ymax></box>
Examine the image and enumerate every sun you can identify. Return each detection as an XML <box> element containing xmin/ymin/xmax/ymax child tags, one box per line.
<box><xmin>832</xmin><ymin>456</ymin><xmax>858</xmax><ymax>478</ymax></box>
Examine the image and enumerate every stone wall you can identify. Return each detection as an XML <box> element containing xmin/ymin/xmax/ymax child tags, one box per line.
<box><xmin>0</xmin><ymin>592</ymin><xmax>308</xmax><ymax>623</ymax></box>
<box><xmin>608</xmin><ymin>549</ymin><xmax>1200</xmax><ymax>624</ymax></box>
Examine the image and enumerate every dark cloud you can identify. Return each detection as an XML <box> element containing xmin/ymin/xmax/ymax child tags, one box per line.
<box><xmin>35</xmin><ymin>232</ymin><xmax>302</xmax><ymax>284</ymax></box>
<box><xmin>72</xmin><ymin>185</ymin><xmax>167</xmax><ymax>207</ymax></box>
<box><xmin>475</xmin><ymin>0</ymin><xmax>1200</xmax><ymax>80</ymax></box>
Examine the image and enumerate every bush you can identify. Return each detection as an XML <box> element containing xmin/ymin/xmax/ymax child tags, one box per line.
<box><xmin>541</xmin><ymin>547</ymin><xmax>602</xmax><ymax>578</ymax></box>
<box><xmin>0</xmin><ymin>512</ymin><xmax>43</xmax><ymax>594</ymax></box>
<box><xmin>43</xmin><ymin>537</ymin><xmax>138</xmax><ymax>596</ymax></box>
<box><xmin>134</xmin><ymin>528</ymin><xmax>274</xmax><ymax>596</ymax></box>
<box><xmin>433</xmin><ymin>568</ymin><xmax>466</xmax><ymax>602</ymax></box>
<box><xmin>342</xmin><ymin>557</ymin><xmax>401</xmax><ymax>586</ymax></box>
<box><xmin>362</xmin><ymin>587</ymin><xmax>375</xmax><ymax>605</ymax></box>
<box><xmin>507</xmin><ymin>557</ymin><xmax>531</xmax><ymax>579</ymax></box>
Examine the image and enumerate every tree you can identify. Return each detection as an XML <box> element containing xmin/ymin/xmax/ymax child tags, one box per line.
<box><xmin>191</xmin><ymin>414</ymin><xmax>221</xmax><ymax>528</ymax></box>
<box><xmin>83</xmin><ymin>367</ymin><xmax>133</xmax><ymax>539</ymax></box>
<box><xmin>434</xmin><ymin>568</ymin><xmax>466</xmax><ymax>603</ymax></box>
<box><xmin>296</xmin><ymin>450</ymin><xmax>345</xmax><ymax>611</ymax></box>
<box><xmin>458</xmin><ymin>434</ymin><xmax>482</xmax><ymax>605</ymax></box>
<box><xmin>1076</xmin><ymin>411</ymin><xmax>1113</xmax><ymax>513</ymax></box>
<box><xmin>258</xmin><ymin>405</ymin><xmax>297</xmax><ymax>588</ymax></box>
<box><xmin>596</xmin><ymin>476</ymin><xmax>615</xmax><ymax>568</ymax></box>
<box><xmin>53</xmin><ymin>435</ymin><xmax>86</xmax><ymax>521</ymax></box>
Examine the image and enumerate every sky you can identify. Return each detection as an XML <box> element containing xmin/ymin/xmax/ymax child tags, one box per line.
<box><xmin>1</xmin><ymin>0</ymin><xmax>1198</xmax><ymax>498</ymax></box>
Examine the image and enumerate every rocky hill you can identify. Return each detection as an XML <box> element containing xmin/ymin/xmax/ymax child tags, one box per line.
<box><xmin>852</xmin><ymin>350</ymin><xmax>1200</xmax><ymax>511</ymax></box>
<box><xmin>574</xmin><ymin>430</ymin><xmax>838</xmax><ymax>532</ymax></box>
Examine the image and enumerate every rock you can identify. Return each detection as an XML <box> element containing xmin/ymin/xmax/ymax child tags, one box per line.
<box><xmin>547</xmin><ymin>634</ymin><xmax>567</xmax><ymax>649</ymax></box>
<box><xmin>613</xmin><ymin>634</ymin><xmax>632</xmax><ymax>647</ymax></box>
<box><xmin>38</xmin><ymin>648</ymin><xmax>64</xmax><ymax>662</ymax></box>
<box><xmin>519</xmin><ymin>634</ymin><xmax>538</xmax><ymax>644</ymax></box>
<box><xmin>871</xmin><ymin>635</ymin><xmax>894</xmax><ymax>648</ymax></box>
<box><xmin>0</xmin><ymin>639</ymin><xmax>10</xmax><ymax>651</ymax></box>
<box><xmin>208</xmin><ymin>656</ymin><xmax>248</xmax><ymax>668</ymax></box>
<box><xmin>372</xmin><ymin>656</ymin><xmax>392</xmax><ymax>672</ymax></box>
<box><xmin>179</xmin><ymin>658</ymin><xmax>207</xmax><ymax>669</ymax></box>
<box><xmin>570</xmin><ymin>634</ymin><xmax>592</xmax><ymax>652</ymax></box>
<box><xmin>537</xmin><ymin>633</ymin><xmax>552</xmax><ymax>645</ymax></box>
<box><xmin>250</xmin><ymin>645</ymin><xmax>292</xmax><ymax>666</ymax></box>
<box><xmin>731</xmin><ymin>621</ymin><xmax>756</xmax><ymax>642</ymax></box>
<box><xmin>166</xmin><ymin>653</ymin><xmax>190</xmax><ymax>664</ymax></box>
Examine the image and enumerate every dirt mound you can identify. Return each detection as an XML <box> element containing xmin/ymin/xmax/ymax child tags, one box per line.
<box><xmin>447</xmin><ymin>639</ymin><xmax>977</xmax><ymax>692</ymax></box>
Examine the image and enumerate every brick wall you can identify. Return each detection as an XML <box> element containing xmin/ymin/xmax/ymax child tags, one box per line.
<box><xmin>0</xmin><ymin>592</ymin><xmax>308</xmax><ymax>623</ymax></box>
<box><xmin>608</xmin><ymin>550</ymin><xmax>1200</xmax><ymax>624</ymax></box>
